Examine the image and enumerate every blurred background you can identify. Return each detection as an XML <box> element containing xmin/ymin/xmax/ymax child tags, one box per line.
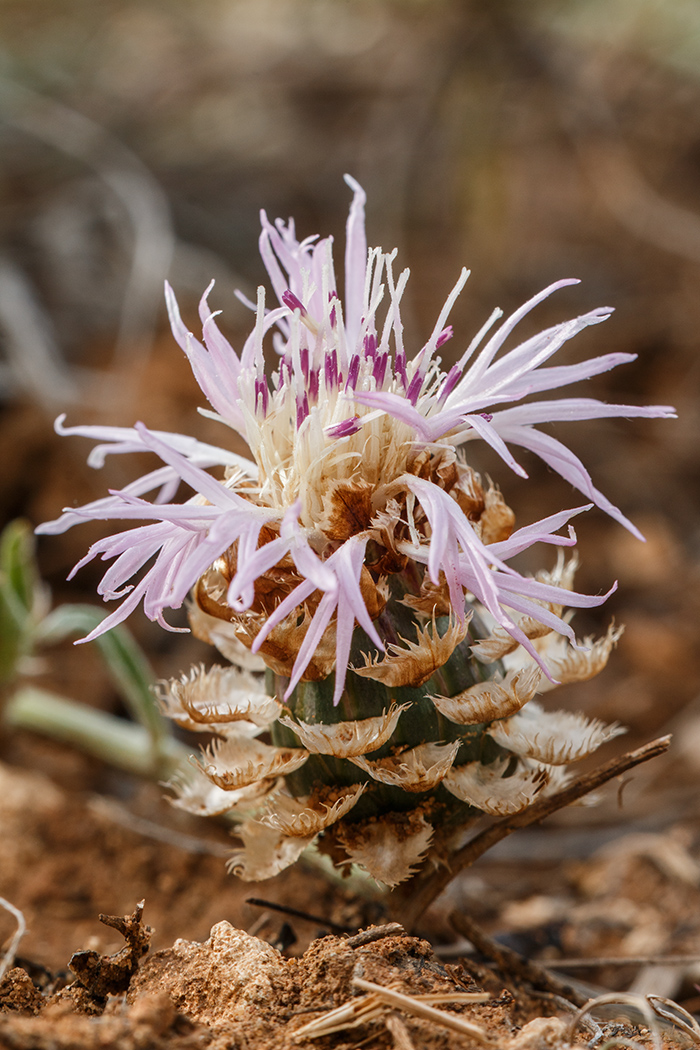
<box><xmin>1</xmin><ymin>0</ymin><xmax>700</xmax><ymax>969</ymax></box>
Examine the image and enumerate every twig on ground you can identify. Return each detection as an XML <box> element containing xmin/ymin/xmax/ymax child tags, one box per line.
<box><xmin>647</xmin><ymin>995</ymin><xmax>700</xmax><ymax>1046</ymax></box>
<box><xmin>394</xmin><ymin>735</ymin><xmax>671</xmax><ymax>929</ymax></box>
<box><xmin>449</xmin><ymin>911</ymin><xmax>589</xmax><ymax>1008</ymax></box>
<box><xmin>568</xmin><ymin>993</ymin><xmax>662</xmax><ymax>1050</ymax></box>
<box><xmin>346</xmin><ymin>923</ymin><xmax>406</xmax><ymax>947</ymax></box>
<box><xmin>0</xmin><ymin>898</ymin><xmax>27</xmax><ymax>982</ymax></box>
<box><xmin>246</xmin><ymin>897</ymin><xmax>354</xmax><ymax>935</ymax></box>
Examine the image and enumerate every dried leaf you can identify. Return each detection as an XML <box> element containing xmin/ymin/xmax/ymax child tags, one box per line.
<box><xmin>337</xmin><ymin>813</ymin><xmax>434</xmax><ymax>887</ymax></box>
<box><xmin>195</xmin><ymin>736</ymin><xmax>309</xmax><ymax>789</ymax></box>
<box><xmin>486</xmin><ymin>701</ymin><xmax>626</xmax><ymax>765</ymax></box>
<box><xmin>227</xmin><ymin>820</ymin><xmax>315</xmax><ymax>881</ymax></box>
<box><xmin>431</xmin><ymin>665</ymin><xmax>542</xmax><ymax>725</ymax></box>
<box><xmin>258</xmin><ymin>784</ymin><xmax>367</xmax><ymax>836</ymax></box>
<box><xmin>159</xmin><ymin>664</ymin><xmax>279</xmax><ymax>731</ymax></box>
<box><xmin>278</xmin><ymin>702</ymin><xmax>411</xmax><ymax>758</ymax></box>
<box><xmin>349</xmin><ymin>741</ymin><xmax>460</xmax><ymax>792</ymax></box>
<box><xmin>353</xmin><ymin>614</ymin><xmax>470</xmax><ymax>688</ymax></box>
<box><xmin>443</xmin><ymin>757</ymin><xmax>549</xmax><ymax>815</ymax></box>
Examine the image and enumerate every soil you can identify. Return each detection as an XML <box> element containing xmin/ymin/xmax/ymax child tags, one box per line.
<box><xmin>0</xmin><ymin>738</ymin><xmax>699</xmax><ymax>1048</ymax></box>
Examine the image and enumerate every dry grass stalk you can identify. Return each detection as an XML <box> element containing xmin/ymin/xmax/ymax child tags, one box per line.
<box><xmin>292</xmin><ymin>977</ymin><xmax>491</xmax><ymax>1042</ymax></box>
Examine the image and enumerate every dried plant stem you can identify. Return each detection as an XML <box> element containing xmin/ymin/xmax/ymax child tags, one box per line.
<box><xmin>449</xmin><ymin>911</ymin><xmax>589</xmax><ymax>1007</ymax></box>
<box><xmin>393</xmin><ymin>735</ymin><xmax>671</xmax><ymax>929</ymax></box>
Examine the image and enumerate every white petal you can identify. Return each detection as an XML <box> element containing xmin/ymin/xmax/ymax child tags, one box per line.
<box><xmin>337</xmin><ymin>814</ymin><xmax>434</xmax><ymax>887</ymax></box>
<box><xmin>258</xmin><ymin>784</ymin><xmax>367</xmax><ymax>836</ymax></box>
<box><xmin>486</xmin><ymin>701</ymin><xmax>626</xmax><ymax>764</ymax></box>
<box><xmin>196</xmin><ymin>736</ymin><xmax>309</xmax><ymax>789</ymax></box>
<box><xmin>349</xmin><ymin>741</ymin><xmax>460</xmax><ymax>792</ymax></box>
<box><xmin>227</xmin><ymin>820</ymin><xmax>314</xmax><ymax>881</ymax></box>
<box><xmin>430</xmin><ymin>665</ymin><xmax>542</xmax><ymax>725</ymax></box>
<box><xmin>278</xmin><ymin>702</ymin><xmax>411</xmax><ymax>758</ymax></box>
<box><xmin>443</xmin><ymin>758</ymin><xmax>549</xmax><ymax>815</ymax></box>
<box><xmin>159</xmin><ymin>664</ymin><xmax>279</xmax><ymax>731</ymax></box>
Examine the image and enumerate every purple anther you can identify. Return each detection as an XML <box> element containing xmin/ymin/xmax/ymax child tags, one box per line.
<box><xmin>406</xmin><ymin>370</ymin><xmax>423</xmax><ymax>406</ymax></box>
<box><xmin>345</xmin><ymin>354</ymin><xmax>360</xmax><ymax>392</ymax></box>
<box><xmin>300</xmin><ymin>345</ymin><xmax>309</xmax><ymax>381</ymax></box>
<box><xmin>308</xmin><ymin>367</ymin><xmax>319</xmax><ymax>402</ymax></box>
<box><xmin>327</xmin><ymin>416</ymin><xmax>362</xmax><ymax>439</ymax></box>
<box><xmin>324</xmin><ymin>349</ymin><xmax>338</xmax><ymax>390</ymax></box>
<box><xmin>255</xmin><ymin>377</ymin><xmax>269</xmax><ymax>415</ymax></box>
<box><xmin>282</xmin><ymin>289</ymin><xmax>306</xmax><ymax>315</ymax></box>
<box><xmin>437</xmin><ymin>363</ymin><xmax>461</xmax><ymax>406</ymax></box>
<box><xmin>372</xmin><ymin>352</ymin><xmax>388</xmax><ymax>387</ymax></box>
<box><xmin>480</xmin><ymin>412</ymin><xmax>493</xmax><ymax>423</ymax></box>
<box><xmin>363</xmin><ymin>333</ymin><xmax>377</xmax><ymax>358</ymax></box>
<box><xmin>395</xmin><ymin>350</ymin><xmax>407</xmax><ymax>389</ymax></box>
<box><xmin>436</xmin><ymin>325</ymin><xmax>454</xmax><ymax>350</ymax></box>
<box><xmin>296</xmin><ymin>393</ymin><xmax>309</xmax><ymax>429</ymax></box>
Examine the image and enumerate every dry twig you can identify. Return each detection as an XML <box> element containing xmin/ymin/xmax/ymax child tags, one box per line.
<box><xmin>449</xmin><ymin>911</ymin><xmax>589</xmax><ymax>1008</ymax></box>
<box><xmin>393</xmin><ymin>735</ymin><xmax>671</xmax><ymax>928</ymax></box>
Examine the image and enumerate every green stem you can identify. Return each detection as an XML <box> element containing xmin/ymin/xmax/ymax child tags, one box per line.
<box><xmin>5</xmin><ymin>687</ymin><xmax>190</xmax><ymax>779</ymax></box>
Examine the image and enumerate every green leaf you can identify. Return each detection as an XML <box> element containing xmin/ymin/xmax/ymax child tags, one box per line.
<box><xmin>5</xmin><ymin>686</ymin><xmax>188</xmax><ymax>779</ymax></box>
<box><xmin>0</xmin><ymin>520</ymin><xmax>44</xmax><ymax>684</ymax></box>
<box><xmin>36</xmin><ymin>604</ymin><xmax>168</xmax><ymax>753</ymax></box>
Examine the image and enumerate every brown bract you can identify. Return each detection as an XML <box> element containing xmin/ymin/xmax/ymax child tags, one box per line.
<box><xmin>354</xmin><ymin>614</ymin><xmax>471</xmax><ymax>688</ymax></box>
<box><xmin>318</xmin><ymin>478</ymin><xmax>375</xmax><ymax>542</ymax></box>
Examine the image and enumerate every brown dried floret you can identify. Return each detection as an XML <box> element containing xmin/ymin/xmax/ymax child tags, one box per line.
<box><xmin>166</xmin><ymin>764</ymin><xmax>275</xmax><ymax>817</ymax></box>
<box><xmin>543</xmin><ymin>623</ymin><xmax>624</xmax><ymax>687</ymax></box>
<box><xmin>477</xmin><ymin>485</ymin><xmax>516</xmax><ymax>544</ymax></box>
<box><xmin>318</xmin><ymin>478</ymin><xmax>375</xmax><ymax>542</ymax></box>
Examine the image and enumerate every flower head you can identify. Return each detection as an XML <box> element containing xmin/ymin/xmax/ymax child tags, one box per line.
<box><xmin>39</xmin><ymin>178</ymin><xmax>674</xmax><ymax>885</ymax></box>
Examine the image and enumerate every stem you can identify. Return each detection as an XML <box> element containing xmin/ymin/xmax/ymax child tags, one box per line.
<box><xmin>5</xmin><ymin>686</ymin><xmax>191</xmax><ymax>779</ymax></box>
<box><xmin>391</xmin><ymin>735</ymin><xmax>672</xmax><ymax>930</ymax></box>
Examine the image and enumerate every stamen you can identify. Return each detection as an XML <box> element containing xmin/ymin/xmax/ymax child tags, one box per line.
<box><xmin>325</xmin><ymin>349</ymin><xmax>338</xmax><ymax>391</ymax></box>
<box><xmin>436</xmin><ymin>325</ymin><xmax>453</xmax><ymax>349</ymax></box>
<box><xmin>406</xmin><ymin>370</ymin><xmax>423</xmax><ymax>405</ymax></box>
<box><xmin>345</xmin><ymin>354</ymin><xmax>361</xmax><ymax>392</ymax></box>
<box><xmin>326</xmin><ymin>416</ymin><xmax>362</xmax><ymax>438</ymax></box>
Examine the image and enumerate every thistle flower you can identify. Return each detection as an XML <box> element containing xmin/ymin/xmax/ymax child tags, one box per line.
<box><xmin>39</xmin><ymin>176</ymin><xmax>674</xmax><ymax>887</ymax></box>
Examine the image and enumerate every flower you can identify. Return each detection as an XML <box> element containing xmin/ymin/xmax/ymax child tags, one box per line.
<box><xmin>39</xmin><ymin>176</ymin><xmax>674</xmax><ymax>885</ymax></box>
